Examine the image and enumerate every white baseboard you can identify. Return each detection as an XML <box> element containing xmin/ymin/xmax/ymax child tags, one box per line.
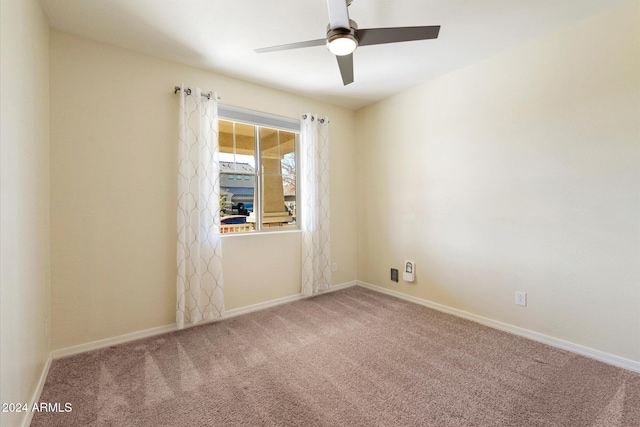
<box><xmin>220</xmin><ymin>281</ymin><xmax>355</xmax><ymax>319</ymax></box>
<box><xmin>51</xmin><ymin>323</ymin><xmax>179</xmax><ymax>360</ymax></box>
<box><xmin>52</xmin><ymin>280</ymin><xmax>357</xmax><ymax>360</ymax></box>
<box><xmin>356</xmin><ymin>281</ymin><xmax>640</xmax><ymax>373</ymax></box>
<box><xmin>318</xmin><ymin>280</ymin><xmax>358</xmax><ymax>293</ymax></box>
<box><xmin>21</xmin><ymin>353</ymin><xmax>52</xmax><ymax>427</ymax></box>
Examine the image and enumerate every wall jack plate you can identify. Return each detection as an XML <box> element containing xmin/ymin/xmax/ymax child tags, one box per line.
<box><xmin>515</xmin><ymin>291</ymin><xmax>527</xmax><ymax>307</ymax></box>
<box><xmin>390</xmin><ymin>268</ymin><xmax>399</xmax><ymax>282</ymax></box>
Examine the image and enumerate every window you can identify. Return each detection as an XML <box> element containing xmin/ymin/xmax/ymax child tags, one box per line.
<box><xmin>217</xmin><ymin>107</ymin><xmax>299</xmax><ymax>234</ymax></box>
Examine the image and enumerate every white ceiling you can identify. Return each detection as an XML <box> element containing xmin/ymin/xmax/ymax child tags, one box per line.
<box><xmin>40</xmin><ymin>0</ymin><xmax>626</xmax><ymax>110</ymax></box>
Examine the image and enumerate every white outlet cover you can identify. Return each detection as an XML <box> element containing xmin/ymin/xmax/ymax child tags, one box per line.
<box><xmin>515</xmin><ymin>292</ymin><xmax>527</xmax><ymax>307</ymax></box>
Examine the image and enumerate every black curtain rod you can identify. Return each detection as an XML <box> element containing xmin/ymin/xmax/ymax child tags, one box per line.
<box><xmin>174</xmin><ymin>86</ymin><xmax>220</xmax><ymax>100</ymax></box>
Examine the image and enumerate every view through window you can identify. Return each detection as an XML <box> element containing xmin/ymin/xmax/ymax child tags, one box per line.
<box><xmin>218</xmin><ymin>119</ymin><xmax>298</xmax><ymax>233</ymax></box>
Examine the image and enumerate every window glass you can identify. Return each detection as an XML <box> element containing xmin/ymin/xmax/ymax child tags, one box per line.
<box><xmin>260</xmin><ymin>129</ymin><xmax>296</xmax><ymax>229</ymax></box>
<box><xmin>218</xmin><ymin>119</ymin><xmax>297</xmax><ymax>233</ymax></box>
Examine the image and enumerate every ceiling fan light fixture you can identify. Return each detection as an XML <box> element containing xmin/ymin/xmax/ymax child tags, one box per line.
<box><xmin>327</xmin><ymin>34</ymin><xmax>357</xmax><ymax>56</ymax></box>
<box><xmin>326</xmin><ymin>23</ymin><xmax>358</xmax><ymax>56</ymax></box>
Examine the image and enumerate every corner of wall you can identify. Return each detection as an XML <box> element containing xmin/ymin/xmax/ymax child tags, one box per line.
<box><xmin>0</xmin><ymin>0</ymin><xmax>52</xmax><ymax>426</ymax></box>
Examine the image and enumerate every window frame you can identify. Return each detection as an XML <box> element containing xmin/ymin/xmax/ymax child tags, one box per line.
<box><xmin>218</xmin><ymin>105</ymin><xmax>301</xmax><ymax>234</ymax></box>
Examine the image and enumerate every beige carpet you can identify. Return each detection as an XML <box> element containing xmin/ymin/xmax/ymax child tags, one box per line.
<box><xmin>32</xmin><ymin>286</ymin><xmax>639</xmax><ymax>426</ymax></box>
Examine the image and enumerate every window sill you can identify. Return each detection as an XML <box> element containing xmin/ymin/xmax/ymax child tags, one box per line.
<box><xmin>220</xmin><ymin>228</ymin><xmax>301</xmax><ymax>238</ymax></box>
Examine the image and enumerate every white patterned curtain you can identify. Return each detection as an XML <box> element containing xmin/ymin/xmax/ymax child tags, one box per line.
<box><xmin>176</xmin><ymin>84</ymin><xmax>224</xmax><ymax>328</ymax></box>
<box><xmin>300</xmin><ymin>114</ymin><xmax>332</xmax><ymax>296</ymax></box>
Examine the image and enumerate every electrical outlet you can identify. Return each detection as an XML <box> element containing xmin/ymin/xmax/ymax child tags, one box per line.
<box><xmin>332</xmin><ymin>262</ymin><xmax>338</xmax><ymax>272</ymax></box>
<box><xmin>515</xmin><ymin>291</ymin><xmax>527</xmax><ymax>307</ymax></box>
<box><xmin>45</xmin><ymin>318</ymin><xmax>50</xmax><ymax>336</ymax></box>
<box><xmin>390</xmin><ymin>268</ymin><xmax>399</xmax><ymax>282</ymax></box>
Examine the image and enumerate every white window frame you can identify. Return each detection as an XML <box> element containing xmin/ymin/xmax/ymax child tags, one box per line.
<box><xmin>219</xmin><ymin>105</ymin><xmax>301</xmax><ymax>234</ymax></box>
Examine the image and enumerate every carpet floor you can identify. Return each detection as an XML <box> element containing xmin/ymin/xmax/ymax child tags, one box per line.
<box><xmin>32</xmin><ymin>286</ymin><xmax>639</xmax><ymax>426</ymax></box>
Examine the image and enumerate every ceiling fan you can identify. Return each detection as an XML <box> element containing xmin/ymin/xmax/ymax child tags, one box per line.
<box><xmin>255</xmin><ymin>0</ymin><xmax>440</xmax><ymax>86</ymax></box>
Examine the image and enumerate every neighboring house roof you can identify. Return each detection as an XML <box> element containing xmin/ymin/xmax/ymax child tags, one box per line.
<box><xmin>222</xmin><ymin>187</ymin><xmax>254</xmax><ymax>196</ymax></box>
<box><xmin>220</xmin><ymin>162</ymin><xmax>255</xmax><ymax>174</ymax></box>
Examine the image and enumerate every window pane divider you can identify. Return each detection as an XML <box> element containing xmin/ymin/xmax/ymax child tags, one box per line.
<box><xmin>254</xmin><ymin>126</ymin><xmax>263</xmax><ymax>231</ymax></box>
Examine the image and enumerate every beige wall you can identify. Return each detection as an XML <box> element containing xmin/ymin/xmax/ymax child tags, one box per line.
<box><xmin>355</xmin><ymin>1</ymin><xmax>640</xmax><ymax>362</ymax></box>
<box><xmin>49</xmin><ymin>32</ymin><xmax>357</xmax><ymax>350</ymax></box>
<box><xmin>0</xmin><ymin>0</ymin><xmax>51</xmax><ymax>425</ymax></box>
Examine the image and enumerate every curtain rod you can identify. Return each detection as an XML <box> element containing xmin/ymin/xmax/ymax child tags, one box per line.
<box><xmin>174</xmin><ymin>86</ymin><xmax>221</xmax><ymax>100</ymax></box>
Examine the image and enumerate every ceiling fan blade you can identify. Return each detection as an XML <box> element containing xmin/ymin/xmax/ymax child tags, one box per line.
<box><xmin>326</xmin><ymin>0</ymin><xmax>350</xmax><ymax>30</ymax></box>
<box><xmin>357</xmin><ymin>26</ymin><xmax>440</xmax><ymax>46</ymax></box>
<box><xmin>336</xmin><ymin>53</ymin><xmax>354</xmax><ymax>85</ymax></box>
<box><xmin>255</xmin><ymin>38</ymin><xmax>326</xmax><ymax>54</ymax></box>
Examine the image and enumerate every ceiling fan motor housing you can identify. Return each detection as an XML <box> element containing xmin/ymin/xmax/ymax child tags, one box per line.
<box><xmin>326</xmin><ymin>19</ymin><xmax>358</xmax><ymax>55</ymax></box>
